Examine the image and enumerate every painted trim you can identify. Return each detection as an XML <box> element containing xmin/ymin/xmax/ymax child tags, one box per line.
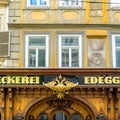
<box><xmin>102</xmin><ymin>0</ymin><xmax>107</xmax><ymax>23</ymax></box>
<box><xmin>86</xmin><ymin>30</ymin><xmax>107</xmax><ymax>36</ymax></box>
<box><xmin>51</xmin><ymin>32</ymin><xmax>55</xmax><ymax>68</ymax></box>
<box><xmin>86</xmin><ymin>0</ymin><xmax>90</xmax><ymax>23</ymax></box>
<box><xmin>105</xmin><ymin>36</ymin><xmax>109</xmax><ymax>67</ymax></box>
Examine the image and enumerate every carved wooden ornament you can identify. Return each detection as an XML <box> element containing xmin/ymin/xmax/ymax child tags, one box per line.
<box><xmin>43</xmin><ymin>75</ymin><xmax>78</xmax><ymax>99</ymax></box>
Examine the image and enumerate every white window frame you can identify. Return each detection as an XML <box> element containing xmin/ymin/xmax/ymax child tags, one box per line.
<box><xmin>112</xmin><ymin>34</ymin><xmax>120</xmax><ymax>68</ymax></box>
<box><xmin>59</xmin><ymin>0</ymin><xmax>81</xmax><ymax>7</ymax></box>
<box><xmin>25</xmin><ymin>34</ymin><xmax>49</xmax><ymax>68</ymax></box>
<box><xmin>27</xmin><ymin>0</ymin><xmax>49</xmax><ymax>7</ymax></box>
<box><xmin>111</xmin><ymin>0</ymin><xmax>120</xmax><ymax>8</ymax></box>
<box><xmin>59</xmin><ymin>34</ymin><xmax>82</xmax><ymax>68</ymax></box>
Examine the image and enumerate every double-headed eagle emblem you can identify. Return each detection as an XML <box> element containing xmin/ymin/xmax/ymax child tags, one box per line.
<box><xmin>43</xmin><ymin>75</ymin><xmax>78</xmax><ymax>99</ymax></box>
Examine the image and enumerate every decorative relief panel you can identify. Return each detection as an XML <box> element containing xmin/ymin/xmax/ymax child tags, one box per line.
<box><xmin>88</xmin><ymin>38</ymin><xmax>106</xmax><ymax>67</ymax></box>
<box><xmin>114</xmin><ymin>12</ymin><xmax>120</xmax><ymax>21</ymax></box>
<box><xmin>62</xmin><ymin>11</ymin><xmax>78</xmax><ymax>20</ymax></box>
<box><xmin>30</xmin><ymin>11</ymin><xmax>47</xmax><ymax>20</ymax></box>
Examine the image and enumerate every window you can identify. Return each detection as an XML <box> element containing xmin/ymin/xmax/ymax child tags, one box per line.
<box><xmin>28</xmin><ymin>0</ymin><xmax>49</xmax><ymax>6</ymax></box>
<box><xmin>59</xmin><ymin>34</ymin><xmax>82</xmax><ymax>68</ymax></box>
<box><xmin>26</xmin><ymin>34</ymin><xmax>49</xmax><ymax>68</ymax></box>
<box><xmin>111</xmin><ymin>0</ymin><xmax>120</xmax><ymax>8</ymax></box>
<box><xmin>38</xmin><ymin>113</ymin><xmax>48</xmax><ymax>120</ymax></box>
<box><xmin>59</xmin><ymin>0</ymin><xmax>81</xmax><ymax>7</ymax></box>
<box><xmin>71</xmin><ymin>114</ymin><xmax>82</xmax><ymax>120</ymax></box>
<box><xmin>53</xmin><ymin>112</ymin><xmax>67</xmax><ymax>120</ymax></box>
<box><xmin>112</xmin><ymin>34</ymin><xmax>120</xmax><ymax>67</ymax></box>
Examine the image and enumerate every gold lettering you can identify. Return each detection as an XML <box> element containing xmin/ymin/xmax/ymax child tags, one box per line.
<box><xmin>16</xmin><ymin>76</ymin><xmax>21</xmax><ymax>84</ymax></box>
<box><xmin>21</xmin><ymin>77</ymin><xmax>29</xmax><ymax>84</ymax></box>
<box><xmin>30</xmin><ymin>77</ymin><xmax>36</xmax><ymax>84</ymax></box>
<box><xmin>7</xmin><ymin>76</ymin><xmax>15</xmax><ymax>84</ymax></box>
<box><xmin>36</xmin><ymin>77</ymin><xmax>40</xmax><ymax>84</ymax></box>
<box><xmin>0</xmin><ymin>77</ymin><xmax>2</xmax><ymax>84</ymax></box>
<box><xmin>1</xmin><ymin>77</ymin><xmax>7</xmax><ymax>84</ymax></box>
<box><xmin>112</xmin><ymin>77</ymin><xmax>120</xmax><ymax>84</ymax></box>
<box><xmin>98</xmin><ymin>77</ymin><xmax>104</xmax><ymax>84</ymax></box>
<box><xmin>105</xmin><ymin>77</ymin><xmax>112</xmax><ymax>84</ymax></box>
<box><xmin>91</xmin><ymin>77</ymin><xmax>98</xmax><ymax>84</ymax></box>
<box><xmin>84</xmin><ymin>77</ymin><xmax>90</xmax><ymax>84</ymax></box>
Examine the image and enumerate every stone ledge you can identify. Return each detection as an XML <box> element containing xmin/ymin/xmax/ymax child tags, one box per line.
<box><xmin>0</xmin><ymin>0</ymin><xmax>9</xmax><ymax>5</ymax></box>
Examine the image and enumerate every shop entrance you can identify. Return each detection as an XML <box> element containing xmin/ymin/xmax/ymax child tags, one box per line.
<box><xmin>25</xmin><ymin>98</ymin><xmax>95</xmax><ymax>120</ymax></box>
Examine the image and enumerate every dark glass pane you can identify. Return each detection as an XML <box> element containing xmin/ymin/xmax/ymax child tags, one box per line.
<box><xmin>38</xmin><ymin>49</ymin><xmax>45</xmax><ymax>67</ymax></box>
<box><xmin>28</xmin><ymin>49</ymin><xmax>36</xmax><ymax>67</ymax></box>
<box><xmin>116</xmin><ymin>49</ymin><xmax>120</xmax><ymax>67</ymax></box>
<box><xmin>72</xmin><ymin>49</ymin><xmax>79</xmax><ymax>67</ymax></box>
<box><xmin>30</xmin><ymin>0</ymin><xmax>37</xmax><ymax>5</ymax></box>
<box><xmin>71</xmin><ymin>0</ymin><xmax>79</xmax><ymax>5</ymax></box>
<box><xmin>115</xmin><ymin>36</ymin><xmax>120</xmax><ymax>46</ymax></box>
<box><xmin>39</xmin><ymin>114</ymin><xmax>48</xmax><ymax>120</ymax></box>
<box><xmin>62</xmin><ymin>36</ymin><xmax>78</xmax><ymax>46</ymax></box>
<box><xmin>39</xmin><ymin>0</ymin><xmax>46</xmax><ymax>5</ymax></box>
<box><xmin>29</xmin><ymin>36</ymin><xmax>45</xmax><ymax>46</ymax></box>
<box><xmin>71</xmin><ymin>114</ymin><xmax>81</xmax><ymax>120</ymax></box>
<box><xmin>53</xmin><ymin>112</ymin><xmax>67</xmax><ymax>120</ymax></box>
<box><xmin>60</xmin><ymin>0</ymin><xmax>80</xmax><ymax>5</ymax></box>
<box><xmin>62</xmin><ymin>49</ymin><xmax>69</xmax><ymax>67</ymax></box>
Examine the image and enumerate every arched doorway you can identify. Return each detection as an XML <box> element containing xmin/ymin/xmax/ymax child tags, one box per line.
<box><xmin>25</xmin><ymin>98</ymin><xmax>95</xmax><ymax>120</ymax></box>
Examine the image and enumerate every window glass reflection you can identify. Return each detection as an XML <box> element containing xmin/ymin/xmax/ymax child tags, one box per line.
<box><xmin>53</xmin><ymin>112</ymin><xmax>67</xmax><ymax>120</ymax></box>
<box><xmin>71</xmin><ymin>114</ymin><xmax>82</xmax><ymax>120</ymax></box>
<box><xmin>39</xmin><ymin>114</ymin><xmax>48</xmax><ymax>120</ymax></box>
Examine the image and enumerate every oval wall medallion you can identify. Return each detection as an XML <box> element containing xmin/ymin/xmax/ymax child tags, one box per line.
<box><xmin>62</xmin><ymin>11</ymin><xmax>78</xmax><ymax>20</ymax></box>
<box><xmin>114</xmin><ymin>12</ymin><xmax>120</xmax><ymax>21</ymax></box>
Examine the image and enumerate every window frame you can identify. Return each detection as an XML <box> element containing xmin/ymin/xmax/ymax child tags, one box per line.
<box><xmin>25</xmin><ymin>34</ymin><xmax>49</xmax><ymax>68</ymax></box>
<box><xmin>111</xmin><ymin>0</ymin><xmax>120</xmax><ymax>8</ymax></box>
<box><xmin>58</xmin><ymin>34</ymin><xmax>82</xmax><ymax>68</ymax></box>
<box><xmin>59</xmin><ymin>0</ymin><xmax>82</xmax><ymax>7</ymax></box>
<box><xmin>112</xmin><ymin>34</ymin><xmax>120</xmax><ymax>68</ymax></box>
<box><xmin>27</xmin><ymin>0</ymin><xmax>49</xmax><ymax>7</ymax></box>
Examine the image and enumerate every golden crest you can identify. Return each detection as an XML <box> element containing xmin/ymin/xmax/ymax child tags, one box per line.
<box><xmin>42</xmin><ymin>75</ymin><xmax>78</xmax><ymax>99</ymax></box>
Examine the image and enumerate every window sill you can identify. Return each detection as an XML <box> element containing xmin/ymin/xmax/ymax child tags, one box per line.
<box><xmin>111</xmin><ymin>7</ymin><xmax>120</xmax><ymax>11</ymax></box>
<box><xmin>27</xmin><ymin>6</ymin><xmax>50</xmax><ymax>10</ymax></box>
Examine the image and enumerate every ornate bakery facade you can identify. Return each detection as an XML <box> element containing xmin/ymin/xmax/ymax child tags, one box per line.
<box><xmin>0</xmin><ymin>69</ymin><xmax>120</xmax><ymax>120</ymax></box>
<box><xmin>1</xmin><ymin>0</ymin><xmax>120</xmax><ymax>120</ymax></box>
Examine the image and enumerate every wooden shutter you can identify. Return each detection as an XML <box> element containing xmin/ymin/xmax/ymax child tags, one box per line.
<box><xmin>0</xmin><ymin>31</ymin><xmax>10</xmax><ymax>57</ymax></box>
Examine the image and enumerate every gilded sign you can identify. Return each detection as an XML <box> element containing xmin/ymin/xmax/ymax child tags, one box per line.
<box><xmin>84</xmin><ymin>76</ymin><xmax>120</xmax><ymax>84</ymax></box>
<box><xmin>0</xmin><ymin>76</ymin><xmax>40</xmax><ymax>85</ymax></box>
<box><xmin>0</xmin><ymin>75</ymin><xmax>120</xmax><ymax>86</ymax></box>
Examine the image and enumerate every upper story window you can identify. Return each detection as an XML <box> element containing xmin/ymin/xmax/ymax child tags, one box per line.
<box><xmin>112</xmin><ymin>34</ymin><xmax>120</xmax><ymax>67</ymax></box>
<box><xmin>111</xmin><ymin>0</ymin><xmax>120</xmax><ymax>8</ymax></box>
<box><xmin>59</xmin><ymin>0</ymin><xmax>81</xmax><ymax>7</ymax></box>
<box><xmin>28</xmin><ymin>0</ymin><xmax>49</xmax><ymax>6</ymax></box>
<box><xmin>25</xmin><ymin>34</ymin><xmax>49</xmax><ymax>68</ymax></box>
<box><xmin>59</xmin><ymin>34</ymin><xmax>82</xmax><ymax>68</ymax></box>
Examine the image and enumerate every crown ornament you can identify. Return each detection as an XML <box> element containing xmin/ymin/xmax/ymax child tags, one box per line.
<box><xmin>43</xmin><ymin>75</ymin><xmax>78</xmax><ymax>99</ymax></box>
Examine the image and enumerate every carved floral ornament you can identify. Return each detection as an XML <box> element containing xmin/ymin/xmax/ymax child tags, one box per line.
<box><xmin>42</xmin><ymin>75</ymin><xmax>78</xmax><ymax>99</ymax></box>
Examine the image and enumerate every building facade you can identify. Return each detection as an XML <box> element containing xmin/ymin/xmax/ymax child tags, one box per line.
<box><xmin>0</xmin><ymin>0</ymin><xmax>120</xmax><ymax>119</ymax></box>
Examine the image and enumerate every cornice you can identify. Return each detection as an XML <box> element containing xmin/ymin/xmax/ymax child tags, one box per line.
<box><xmin>8</xmin><ymin>23</ymin><xmax>120</xmax><ymax>29</ymax></box>
<box><xmin>0</xmin><ymin>68</ymin><xmax>119</xmax><ymax>75</ymax></box>
<box><xmin>0</xmin><ymin>0</ymin><xmax>9</xmax><ymax>5</ymax></box>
